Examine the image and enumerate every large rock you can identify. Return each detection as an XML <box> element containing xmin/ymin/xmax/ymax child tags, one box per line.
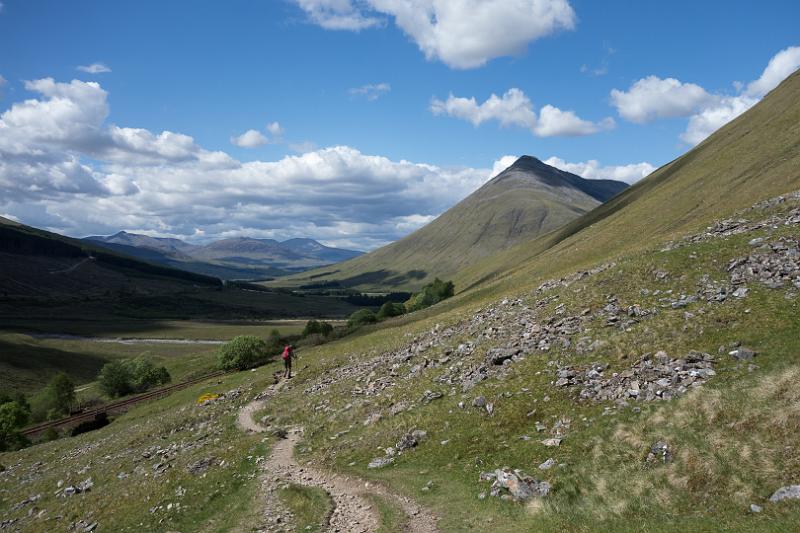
<box><xmin>729</xmin><ymin>347</ymin><xmax>757</xmax><ymax>361</ymax></box>
<box><xmin>487</xmin><ymin>348</ymin><xmax>520</xmax><ymax>365</ymax></box>
<box><xmin>769</xmin><ymin>485</ymin><xmax>800</xmax><ymax>503</ymax></box>
<box><xmin>481</xmin><ymin>468</ymin><xmax>551</xmax><ymax>501</ymax></box>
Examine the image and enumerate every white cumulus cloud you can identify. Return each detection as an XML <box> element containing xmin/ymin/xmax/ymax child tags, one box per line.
<box><xmin>295</xmin><ymin>0</ymin><xmax>576</xmax><ymax>69</ymax></box>
<box><xmin>745</xmin><ymin>46</ymin><xmax>800</xmax><ymax>97</ymax></box>
<box><xmin>231</xmin><ymin>122</ymin><xmax>284</xmax><ymax>148</ymax></box>
<box><xmin>294</xmin><ymin>0</ymin><xmax>382</xmax><ymax>30</ymax></box>
<box><xmin>231</xmin><ymin>129</ymin><xmax>269</xmax><ymax>148</ymax></box>
<box><xmin>536</xmin><ymin>105</ymin><xmax>615</xmax><ymax>137</ymax></box>
<box><xmin>544</xmin><ymin>156</ymin><xmax>656</xmax><ymax>184</ymax></box>
<box><xmin>612</xmin><ymin>46</ymin><xmax>800</xmax><ymax>146</ymax></box>
<box><xmin>0</xmin><ymin>76</ymin><xmax>507</xmax><ymax>249</ymax></box>
<box><xmin>491</xmin><ymin>155</ymin><xmax>519</xmax><ymax>177</ymax></box>
<box><xmin>679</xmin><ymin>95</ymin><xmax>758</xmax><ymax>146</ymax></box>
<box><xmin>77</xmin><ymin>63</ymin><xmax>112</xmax><ymax>74</ymax></box>
<box><xmin>266</xmin><ymin>121</ymin><xmax>284</xmax><ymax>137</ymax></box>
<box><xmin>431</xmin><ymin>88</ymin><xmax>613</xmax><ymax>137</ymax></box>
<box><xmin>610</xmin><ymin>76</ymin><xmax>716</xmax><ymax>123</ymax></box>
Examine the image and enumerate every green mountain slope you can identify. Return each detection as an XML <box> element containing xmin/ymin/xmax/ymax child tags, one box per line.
<box><xmin>453</xmin><ymin>69</ymin><xmax>800</xmax><ymax>299</ymax></box>
<box><xmin>277</xmin><ymin>157</ymin><xmax>627</xmax><ymax>291</ymax></box>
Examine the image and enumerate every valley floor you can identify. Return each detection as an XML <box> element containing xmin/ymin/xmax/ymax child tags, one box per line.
<box><xmin>2</xmin><ymin>192</ymin><xmax>800</xmax><ymax>531</ymax></box>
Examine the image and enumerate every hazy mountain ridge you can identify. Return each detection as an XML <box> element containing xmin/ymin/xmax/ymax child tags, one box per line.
<box><xmin>85</xmin><ymin>232</ymin><xmax>363</xmax><ymax>280</ymax></box>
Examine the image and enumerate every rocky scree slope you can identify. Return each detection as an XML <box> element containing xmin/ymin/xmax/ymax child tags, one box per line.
<box><xmin>262</xmin><ymin>190</ymin><xmax>800</xmax><ymax>531</ymax></box>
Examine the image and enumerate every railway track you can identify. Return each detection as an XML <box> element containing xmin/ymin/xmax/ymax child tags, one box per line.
<box><xmin>21</xmin><ymin>370</ymin><xmax>227</xmax><ymax>437</ymax></box>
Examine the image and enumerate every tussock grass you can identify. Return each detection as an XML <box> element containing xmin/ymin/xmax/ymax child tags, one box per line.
<box><xmin>278</xmin><ymin>483</ymin><xmax>332</xmax><ymax>532</ymax></box>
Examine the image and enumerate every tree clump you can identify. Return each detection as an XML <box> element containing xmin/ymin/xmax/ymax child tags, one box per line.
<box><xmin>98</xmin><ymin>358</ymin><xmax>171</xmax><ymax>398</ymax></box>
<box><xmin>405</xmin><ymin>278</ymin><xmax>454</xmax><ymax>312</ymax></box>
<box><xmin>302</xmin><ymin>320</ymin><xmax>334</xmax><ymax>338</ymax></box>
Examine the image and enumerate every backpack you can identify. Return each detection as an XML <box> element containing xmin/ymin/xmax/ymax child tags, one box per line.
<box><xmin>282</xmin><ymin>346</ymin><xmax>291</xmax><ymax>360</ymax></box>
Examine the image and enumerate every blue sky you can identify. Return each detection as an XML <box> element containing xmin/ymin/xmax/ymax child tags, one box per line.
<box><xmin>1</xmin><ymin>0</ymin><xmax>799</xmax><ymax>249</ymax></box>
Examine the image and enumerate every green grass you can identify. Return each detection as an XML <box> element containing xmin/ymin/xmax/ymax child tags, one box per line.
<box><xmin>1</xmin><ymin>196</ymin><xmax>798</xmax><ymax>531</ymax></box>
<box><xmin>365</xmin><ymin>493</ymin><xmax>409</xmax><ymax>533</ymax></box>
<box><xmin>0</xmin><ymin>318</ymin><xmax>309</xmax><ymax>339</ymax></box>
<box><xmin>0</xmin><ymin>320</ymin><xmax>310</xmax><ymax>395</ymax></box>
<box><xmin>278</xmin><ymin>484</ymin><xmax>332</xmax><ymax>532</ymax></box>
<box><xmin>253</xmin><ymin>198</ymin><xmax>800</xmax><ymax>531</ymax></box>
<box><xmin>2</xmin><ymin>72</ymin><xmax>800</xmax><ymax>532</ymax></box>
<box><xmin>0</xmin><ymin>365</ymin><xmax>281</xmax><ymax>532</ymax></box>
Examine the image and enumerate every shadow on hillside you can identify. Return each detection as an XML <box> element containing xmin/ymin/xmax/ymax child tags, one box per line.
<box><xmin>0</xmin><ymin>339</ymin><xmax>109</xmax><ymax>392</ymax></box>
<box><xmin>0</xmin><ymin>318</ymin><xmax>183</xmax><ymax>337</ymax></box>
<box><xmin>335</xmin><ymin>269</ymin><xmax>428</xmax><ymax>288</ymax></box>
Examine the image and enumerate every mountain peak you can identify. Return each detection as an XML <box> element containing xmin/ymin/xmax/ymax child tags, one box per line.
<box><xmin>506</xmin><ymin>155</ymin><xmax>550</xmax><ymax>174</ymax></box>
<box><xmin>511</xmin><ymin>155</ymin><xmax>542</xmax><ymax>166</ymax></box>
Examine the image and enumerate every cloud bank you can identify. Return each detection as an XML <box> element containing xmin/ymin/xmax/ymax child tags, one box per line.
<box><xmin>0</xmin><ymin>77</ymin><xmax>507</xmax><ymax>249</ymax></box>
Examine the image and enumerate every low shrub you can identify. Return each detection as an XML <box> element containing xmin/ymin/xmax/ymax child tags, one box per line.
<box><xmin>347</xmin><ymin>309</ymin><xmax>377</xmax><ymax>330</ymax></box>
<box><xmin>376</xmin><ymin>301</ymin><xmax>405</xmax><ymax>320</ymax></box>
<box><xmin>218</xmin><ymin>335</ymin><xmax>270</xmax><ymax>371</ymax></box>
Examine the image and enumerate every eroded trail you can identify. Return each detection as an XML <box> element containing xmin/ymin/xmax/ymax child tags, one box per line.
<box><xmin>239</xmin><ymin>380</ymin><xmax>438</xmax><ymax>533</ymax></box>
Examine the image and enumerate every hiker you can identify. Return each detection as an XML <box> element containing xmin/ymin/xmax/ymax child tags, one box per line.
<box><xmin>282</xmin><ymin>344</ymin><xmax>294</xmax><ymax>378</ymax></box>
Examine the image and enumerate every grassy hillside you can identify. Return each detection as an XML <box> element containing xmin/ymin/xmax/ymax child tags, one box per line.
<box><xmin>451</xmin><ymin>70</ymin><xmax>800</xmax><ymax>300</ymax></box>
<box><xmin>0</xmin><ymin>319</ymin><xmax>308</xmax><ymax>394</ymax></box>
<box><xmin>3</xmin><ymin>189</ymin><xmax>798</xmax><ymax>531</ymax></box>
<box><xmin>0</xmin><ymin>220</ymin><xmax>364</xmax><ymax>320</ymax></box>
<box><xmin>256</xmin><ymin>191</ymin><xmax>800</xmax><ymax>531</ymax></box>
<box><xmin>2</xmin><ymin>60</ymin><xmax>799</xmax><ymax>533</ymax></box>
<box><xmin>275</xmin><ymin>157</ymin><xmax>627</xmax><ymax>292</ymax></box>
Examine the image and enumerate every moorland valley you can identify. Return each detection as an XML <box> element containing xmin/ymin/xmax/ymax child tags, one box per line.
<box><xmin>1</xmin><ymin>3</ymin><xmax>800</xmax><ymax>532</ymax></box>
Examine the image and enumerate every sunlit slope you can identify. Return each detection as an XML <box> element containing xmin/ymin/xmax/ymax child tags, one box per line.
<box><xmin>454</xmin><ymin>69</ymin><xmax>800</xmax><ymax>297</ymax></box>
<box><xmin>277</xmin><ymin>157</ymin><xmax>627</xmax><ymax>291</ymax></box>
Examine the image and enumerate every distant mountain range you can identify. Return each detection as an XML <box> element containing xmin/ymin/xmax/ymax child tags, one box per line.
<box><xmin>84</xmin><ymin>232</ymin><xmax>363</xmax><ymax>280</ymax></box>
<box><xmin>279</xmin><ymin>155</ymin><xmax>629</xmax><ymax>291</ymax></box>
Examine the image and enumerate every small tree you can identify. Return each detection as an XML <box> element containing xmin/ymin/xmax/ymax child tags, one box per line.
<box><xmin>30</xmin><ymin>372</ymin><xmax>76</xmax><ymax>421</ymax></box>
<box><xmin>376</xmin><ymin>301</ymin><xmax>405</xmax><ymax>320</ymax></box>
<box><xmin>265</xmin><ymin>329</ymin><xmax>283</xmax><ymax>354</ymax></box>
<box><xmin>0</xmin><ymin>401</ymin><xmax>29</xmax><ymax>452</ymax></box>
<box><xmin>347</xmin><ymin>309</ymin><xmax>377</xmax><ymax>330</ymax></box>
<box><xmin>98</xmin><ymin>360</ymin><xmax>134</xmax><ymax>398</ymax></box>
<box><xmin>218</xmin><ymin>336</ymin><xmax>269</xmax><ymax>371</ymax></box>
<box><xmin>302</xmin><ymin>320</ymin><xmax>334</xmax><ymax>338</ymax></box>
<box><xmin>128</xmin><ymin>358</ymin><xmax>171</xmax><ymax>393</ymax></box>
